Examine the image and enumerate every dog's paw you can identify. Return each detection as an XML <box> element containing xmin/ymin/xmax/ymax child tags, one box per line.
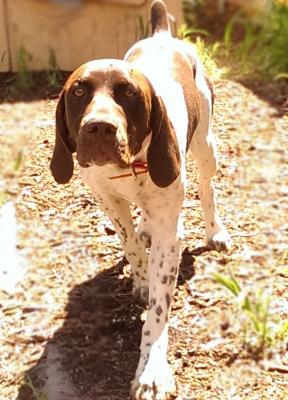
<box><xmin>130</xmin><ymin>362</ymin><xmax>176</xmax><ymax>400</ymax></box>
<box><xmin>207</xmin><ymin>229</ymin><xmax>232</xmax><ymax>252</ymax></box>
<box><xmin>133</xmin><ymin>284</ymin><xmax>149</xmax><ymax>303</ymax></box>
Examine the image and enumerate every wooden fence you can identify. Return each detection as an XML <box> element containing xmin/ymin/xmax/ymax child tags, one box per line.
<box><xmin>0</xmin><ymin>0</ymin><xmax>182</xmax><ymax>72</ymax></box>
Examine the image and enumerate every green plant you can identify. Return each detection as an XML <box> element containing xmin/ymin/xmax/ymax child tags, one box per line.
<box><xmin>223</xmin><ymin>1</ymin><xmax>288</xmax><ymax>79</ymax></box>
<box><xmin>136</xmin><ymin>16</ymin><xmax>150</xmax><ymax>40</ymax></box>
<box><xmin>0</xmin><ymin>191</ymin><xmax>7</xmax><ymax>207</ymax></box>
<box><xmin>15</xmin><ymin>46</ymin><xmax>33</xmax><ymax>89</ymax></box>
<box><xmin>47</xmin><ymin>48</ymin><xmax>61</xmax><ymax>88</ymax></box>
<box><xmin>12</xmin><ymin>150</ymin><xmax>23</xmax><ymax>172</ymax></box>
<box><xmin>25</xmin><ymin>376</ymin><xmax>47</xmax><ymax>400</ymax></box>
<box><xmin>182</xmin><ymin>0</ymin><xmax>204</xmax><ymax>27</ymax></box>
<box><xmin>192</xmin><ymin>36</ymin><xmax>227</xmax><ymax>80</ymax></box>
<box><xmin>214</xmin><ymin>272</ymin><xmax>288</xmax><ymax>355</ymax></box>
<box><xmin>178</xmin><ymin>24</ymin><xmax>209</xmax><ymax>40</ymax></box>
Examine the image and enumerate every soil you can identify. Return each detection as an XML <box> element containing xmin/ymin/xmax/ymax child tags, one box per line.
<box><xmin>0</xmin><ymin>68</ymin><xmax>287</xmax><ymax>400</ymax></box>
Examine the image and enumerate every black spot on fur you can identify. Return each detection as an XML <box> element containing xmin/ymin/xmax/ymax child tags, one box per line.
<box><xmin>156</xmin><ymin>305</ymin><xmax>163</xmax><ymax>316</ymax></box>
<box><xmin>166</xmin><ymin>293</ymin><xmax>171</xmax><ymax>308</ymax></box>
<box><xmin>149</xmin><ymin>297</ymin><xmax>156</xmax><ymax>309</ymax></box>
<box><xmin>161</xmin><ymin>275</ymin><xmax>168</xmax><ymax>284</ymax></box>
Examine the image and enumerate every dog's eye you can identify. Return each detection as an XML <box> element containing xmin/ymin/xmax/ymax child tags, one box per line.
<box><xmin>73</xmin><ymin>87</ymin><xmax>85</xmax><ymax>97</ymax></box>
<box><xmin>124</xmin><ymin>86</ymin><xmax>137</xmax><ymax>98</ymax></box>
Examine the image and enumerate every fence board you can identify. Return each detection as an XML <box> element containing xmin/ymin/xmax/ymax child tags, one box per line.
<box><xmin>0</xmin><ymin>0</ymin><xmax>10</xmax><ymax>72</ymax></box>
<box><xmin>5</xmin><ymin>0</ymin><xmax>182</xmax><ymax>71</ymax></box>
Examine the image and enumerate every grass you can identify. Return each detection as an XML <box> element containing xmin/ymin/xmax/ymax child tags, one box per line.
<box><xmin>214</xmin><ymin>271</ymin><xmax>288</xmax><ymax>357</ymax></box>
<box><xmin>136</xmin><ymin>15</ymin><xmax>150</xmax><ymax>40</ymax></box>
<box><xmin>5</xmin><ymin>46</ymin><xmax>62</xmax><ymax>98</ymax></box>
<box><xmin>182</xmin><ymin>0</ymin><xmax>288</xmax><ymax>81</ymax></box>
<box><xmin>12</xmin><ymin>47</ymin><xmax>33</xmax><ymax>91</ymax></box>
<box><xmin>46</xmin><ymin>48</ymin><xmax>62</xmax><ymax>90</ymax></box>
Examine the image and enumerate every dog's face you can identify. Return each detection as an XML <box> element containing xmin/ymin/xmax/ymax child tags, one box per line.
<box><xmin>50</xmin><ymin>59</ymin><xmax>180</xmax><ymax>188</ymax></box>
<box><xmin>64</xmin><ymin>60</ymin><xmax>152</xmax><ymax>169</ymax></box>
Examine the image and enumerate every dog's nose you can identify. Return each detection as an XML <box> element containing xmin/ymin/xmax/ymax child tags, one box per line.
<box><xmin>84</xmin><ymin>121</ymin><xmax>117</xmax><ymax>136</ymax></box>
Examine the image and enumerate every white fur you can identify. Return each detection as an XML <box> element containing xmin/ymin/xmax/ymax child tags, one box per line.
<box><xmin>78</xmin><ymin>31</ymin><xmax>231</xmax><ymax>400</ymax></box>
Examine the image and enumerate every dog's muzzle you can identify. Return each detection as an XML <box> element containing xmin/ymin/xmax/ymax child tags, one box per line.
<box><xmin>76</xmin><ymin>119</ymin><xmax>131</xmax><ymax>168</ymax></box>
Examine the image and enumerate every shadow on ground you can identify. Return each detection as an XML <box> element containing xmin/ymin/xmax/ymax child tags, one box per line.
<box><xmin>16</xmin><ymin>250</ymin><xmax>197</xmax><ymax>400</ymax></box>
<box><xmin>239</xmin><ymin>79</ymin><xmax>288</xmax><ymax>117</ymax></box>
<box><xmin>0</xmin><ymin>72</ymin><xmax>71</xmax><ymax>103</ymax></box>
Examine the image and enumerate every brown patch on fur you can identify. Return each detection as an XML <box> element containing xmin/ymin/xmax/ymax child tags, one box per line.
<box><xmin>147</xmin><ymin>89</ymin><xmax>181</xmax><ymax>188</ymax></box>
<box><xmin>171</xmin><ymin>52</ymin><xmax>201</xmax><ymax>151</ymax></box>
<box><xmin>50</xmin><ymin>89</ymin><xmax>76</xmax><ymax>184</ymax></box>
<box><xmin>151</xmin><ymin>0</ymin><xmax>170</xmax><ymax>34</ymax></box>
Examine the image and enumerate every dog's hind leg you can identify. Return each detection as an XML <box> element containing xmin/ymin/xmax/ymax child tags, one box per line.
<box><xmin>189</xmin><ymin>75</ymin><xmax>232</xmax><ymax>251</ymax></box>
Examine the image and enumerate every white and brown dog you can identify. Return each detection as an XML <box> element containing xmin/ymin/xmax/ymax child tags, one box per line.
<box><xmin>50</xmin><ymin>1</ymin><xmax>231</xmax><ymax>398</ymax></box>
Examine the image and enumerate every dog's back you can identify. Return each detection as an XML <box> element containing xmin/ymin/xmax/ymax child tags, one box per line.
<box><xmin>125</xmin><ymin>0</ymin><xmax>201</xmax><ymax>158</ymax></box>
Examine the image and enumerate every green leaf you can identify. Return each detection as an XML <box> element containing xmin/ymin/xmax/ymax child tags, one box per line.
<box><xmin>276</xmin><ymin>320</ymin><xmax>288</xmax><ymax>340</ymax></box>
<box><xmin>214</xmin><ymin>273</ymin><xmax>241</xmax><ymax>297</ymax></box>
<box><xmin>183</xmin><ymin>28</ymin><xmax>209</xmax><ymax>38</ymax></box>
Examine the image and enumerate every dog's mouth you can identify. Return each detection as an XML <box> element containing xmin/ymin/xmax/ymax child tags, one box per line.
<box><xmin>76</xmin><ymin>142</ymin><xmax>132</xmax><ymax>170</ymax></box>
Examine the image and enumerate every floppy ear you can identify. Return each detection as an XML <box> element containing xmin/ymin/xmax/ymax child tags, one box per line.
<box><xmin>50</xmin><ymin>90</ymin><xmax>76</xmax><ymax>184</ymax></box>
<box><xmin>147</xmin><ymin>93</ymin><xmax>180</xmax><ymax>188</ymax></box>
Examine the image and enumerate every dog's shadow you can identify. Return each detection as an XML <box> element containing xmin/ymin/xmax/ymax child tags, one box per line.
<box><xmin>16</xmin><ymin>247</ymin><xmax>208</xmax><ymax>400</ymax></box>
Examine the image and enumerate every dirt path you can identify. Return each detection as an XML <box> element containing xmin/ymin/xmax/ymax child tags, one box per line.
<box><xmin>0</xmin><ymin>78</ymin><xmax>287</xmax><ymax>400</ymax></box>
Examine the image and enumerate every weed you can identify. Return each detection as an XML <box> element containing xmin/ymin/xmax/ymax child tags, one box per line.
<box><xmin>15</xmin><ymin>46</ymin><xmax>33</xmax><ymax>90</ymax></box>
<box><xmin>11</xmin><ymin>151</ymin><xmax>23</xmax><ymax>172</ymax></box>
<box><xmin>0</xmin><ymin>191</ymin><xmax>7</xmax><ymax>207</ymax></box>
<box><xmin>222</xmin><ymin>1</ymin><xmax>288</xmax><ymax>79</ymax></box>
<box><xmin>47</xmin><ymin>48</ymin><xmax>61</xmax><ymax>89</ymax></box>
<box><xmin>182</xmin><ymin>0</ymin><xmax>204</xmax><ymax>27</ymax></box>
<box><xmin>25</xmin><ymin>376</ymin><xmax>47</xmax><ymax>400</ymax></box>
<box><xmin>182</xmin><ymin>0</ymin><xmax>288</xmax><ymax>80</ymax></box>
<box><xmin>136</xmin><ymin>16</ymin><xmax>150</xmax><ymax>40</ymax></box>
<box><xmin>178</xmin><ymin>24</ymin><xmax>209</xmax><ymax>40</ymax></box>
<box><xmin>189</xmin><ymin>36</ymin><xmax>227</xmax><ymax>80</ymax></box>
<box><xmin>214</xmin><ymin>271</ymin><xmax>288</xmax><ymax>356</ymax></box>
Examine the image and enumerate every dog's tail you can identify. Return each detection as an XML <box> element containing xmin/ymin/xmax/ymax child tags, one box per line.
<box><xmin>151</xmin><ymin>0</ymin><xmax>171</xmax><ymax>35</ymax></box>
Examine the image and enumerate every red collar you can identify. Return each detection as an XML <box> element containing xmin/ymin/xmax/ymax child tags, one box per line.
<box><xmin>109</xmin><ymin>161</ymin><xmax>148</xmax><ymax>180</ymax></box>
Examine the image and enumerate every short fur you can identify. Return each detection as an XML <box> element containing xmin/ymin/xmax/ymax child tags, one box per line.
<box><xmin>50</xmin><ymin>1</ymin><xmax>231</xmax><ymax>399</ymax></box>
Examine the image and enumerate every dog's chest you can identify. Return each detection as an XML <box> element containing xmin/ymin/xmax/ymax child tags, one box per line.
<box><xmin>79</xmin><ymin>165</ymin><xmax>161</xmax><ymax>205</ymax></box>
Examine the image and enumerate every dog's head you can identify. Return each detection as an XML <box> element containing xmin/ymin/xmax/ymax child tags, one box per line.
<box><xmin>50</xmin><ymin>59</ymin><xmax>180</xmax><ymax>188</ymax></box>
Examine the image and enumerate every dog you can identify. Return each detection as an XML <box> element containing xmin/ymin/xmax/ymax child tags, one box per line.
<box><xmin>50</xmin><ymin>1</ymin><xmax>231</xmax><ymax>398</ymax></box>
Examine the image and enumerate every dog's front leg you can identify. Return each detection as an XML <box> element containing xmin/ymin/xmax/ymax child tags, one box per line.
<box><xmin>131</xmin><ymin>204</ymin><xmax>184</xmax><ymax>400</ymax></box>
<box><xmin>100</xmin><ymin>195</ymin><xmax>148</xmax><ymax>301</ymax></box>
